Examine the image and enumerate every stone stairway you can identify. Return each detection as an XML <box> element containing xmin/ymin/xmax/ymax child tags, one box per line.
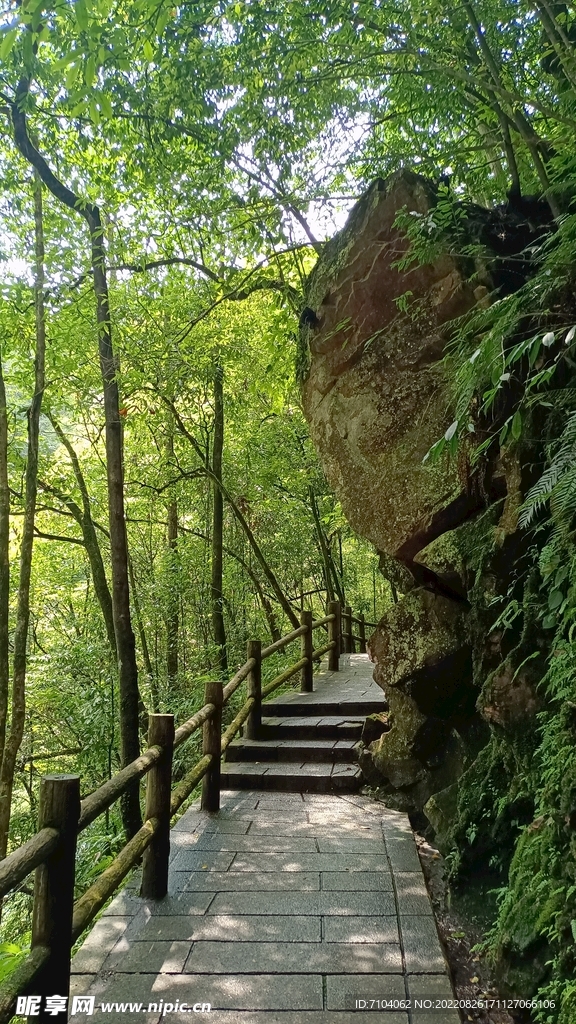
<box><xmin>221</xmin><ymin>654</ymin><xmax>387</xmax><ymax>793</ymax></box>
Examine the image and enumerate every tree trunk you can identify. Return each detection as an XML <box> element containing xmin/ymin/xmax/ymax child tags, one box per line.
<box><xmin>0</xmin><ymin>173</ymin><xmax>45</xmax><ymax>861</ymax></box>
<box><xmin>45</xmin><ymin>416</ymin><xmax>117</xmax><ymax>657</ymax></box>
<box><xmin>166</xmin><ymin>428</ymin><xmax>179</xmax><ymax>689</ymax></box>
<box><xmin>11</xmin><ymin>82</ymin><xmax>142</xmax><ymax>836</ymax></box>
<box><xmin>211</xmin><ymin>365</ymin><xmax>227</xmax><ymax>675</ymax></box>
<box><xmin>0</xmin><ymin>355</ymin><xmax>10</xmax><ymax>776</ymax></box>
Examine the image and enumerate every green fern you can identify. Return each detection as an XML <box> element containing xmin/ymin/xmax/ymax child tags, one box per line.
<box><xmin>520</xmin><ymin>413</ymin><xmax>576</xmax><ymax>529</ymax></box>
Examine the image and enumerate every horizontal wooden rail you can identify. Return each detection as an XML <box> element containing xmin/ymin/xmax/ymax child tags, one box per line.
<box><xmin>222</xmin><ymin>658</ymin><xmax>255</xmax><ymax>701</ymax></box>
<box><xmin>311</xmin><ymin>613</ymin><xmax>335</xmax><ymax>630</ymax></box>
<box><xmin>79</xmin><ymin>747</ymin><xmax>162</xmax><ymax>832</ymax></box>
<box><xmin>312</xmin><ymin>640</ymin><xmax>336</xmax><ymax>661</ymax></box>
<box><xmin>0</xmin><ymin>827</ymin><xmax>59</xmax><ymax>900</ymax></box>
<box><xmin>170</xmin><ymin>754</ymin><xmax>213</xmax><ymax>817</ymax></box>
<box><xmin>261</xmin><ymin>624</ymin><xmax>306</xmax><ymax>660</ymax></box>
<box><xmin>220</xmin><ymin>698</ymin><xmax>255</xmax><ymax>754</ymax></box>
<box><xmin>72</xmin><ymin>817</ymin><xmax>159</xmax><ymax>942</ymax></box>
<box><xmin>174</xmin><ymin>702</ymin><xmax>215</xmax><ymax>748</ymax></box>
<box><xmin>261</xmin><ymin>656</ymin><xmax>308</xmax><ymax>698</ymax></box>
<box><xmin>0</xmin><ymin>597</ymin><xmax>382</xmax><ymax>1022</ymax></box>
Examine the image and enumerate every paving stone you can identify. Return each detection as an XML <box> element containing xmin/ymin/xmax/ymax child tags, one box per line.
<box><xmin>395</xmin><ymin>871</ymin><xmax>429</xmax><ymax>895</ymax></box>
<box><xmin>316</xmin><ymin>837</ymin><xmax>385</xmax><ymax>853</ymax></box>
<box><xmin>385</xmin><ymin>836</ymin><xmax>422</xmax><ymax>872</ymax></box>
<box><xmin>69</xmin><ymin>973</ymin><xmax>159</xmax><ymax>1023</ymax></box>
<box><xmin>326</xmin><ymin>974</ymin><xmax>406</xmax><ymax>1011</ymax></box>
<box><xmin>249</xmin><ymin>821</ymin><xmax>382</xmax><ymax>838</ymax></box>
<box><xmin>207</xmin><ymin>891</ymin><xmax>396</xmax><ymax>916</ymax></box>
<box><xmin>197</xmin><ymin>819</ymin><xmax>252</xmax><ymax>834</ymax></box>
<box><xmin>394</xmin><ymin>891</ymin><xmax>434</xmax><ymax>916</ymax></box>
<box><xmin>175</xmin><ymin>834</ymin><xmax>318</xmax><ymax>854</ymax></box>
<box><xmin>400</xmin><ymin>916</ymin><xmax>447</xmax><ymax>972</ymax></box>
<box><xmin>72</xmin><ymin>917</ymin><xmax>131</xmax><ymax>973</ymax></box>
<box><xmin>102</xmin><ymin>893</ymin><xmax>214</xmax><ymax>917</ymax></box>
<box><xmin>69</xmin><ymin>974</ymin><xmax>96</xmax><ymax>996</ymax></box>
<box><xmin>231</xmin><ymin>852</ymin><xmax>390</xmax><ymax>872</ymax></box>
<box><xmin>182</xmin><ymin>1014</ymin><xmax>409</xmax><ymax>1024</ymax></box>
<box><xmin>321</xmin><ymin>871</ymin><xmax>393</xmax><ymax>891</ymax></box>
<box><xmin>172</xmin><ymin>811</ymin><xmax>202</xmax><ymax>832</ymax></box>
<box><xmin>138</xmin><ymin>914</ymin><xmax>320</xmax><ymax>942</ymax></box>
<box><xmin>184</xmin><ymin>940</ymin><xmax>402</xmax><ymax>974</ymax></box>
<box><xmin>103</xmin><ymin>939</ymin><xmax>190</xmax><ymax>974</ymax></box>
<box><xmin>408</xmin><ymin>974</ymin><xmax>460</xmax><ymax>1023</ymax></box>
<box><xmin>168</xmin><ymin>850</ymin><xmax>236</xmax><ymax>872</ymax></box>
<box><xmin>255</xmin><ymin>794</ymin><xmax>306</xmax><ymax>806</ymax></box>
<box><xmin>219</xmin><ymin>810</ymin><xmax>311</xmax><ymax>822</ymax></box>
<box><xmin>150</xmin><ymin>972</ymin><xmax>323</xmax><ymax>1010</ymax></box>
<box><xmin>180</xmin><ymin>871</ymin><xmax>320</xmax><ymax>892</ymax></box>
<box><xmin>323</xmin><ymin>915</ymin><xmax>399</xmax><ymax>943</ymax></box>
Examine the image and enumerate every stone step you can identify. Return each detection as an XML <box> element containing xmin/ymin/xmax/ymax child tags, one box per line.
<box><xmin>263</xmin><ymin>698</ymin><xmax>386</xmax><ymax>717</ymax></box>
<box><xmin>220</xmin><ymin>760</ymin><xmax>363</xmax><ymax>793</ymax></box>
<box><xmin>259</xmin><ymin>715</ymin><xmax>366</xmax><ymax>740</ymax></box>
<box><xmin>225</xmin><ymin>737</ymin><xmax>358</xmax><ymax>764</ymax></box>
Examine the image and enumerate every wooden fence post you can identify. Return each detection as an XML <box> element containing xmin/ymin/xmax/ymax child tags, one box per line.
<box><xmin>141</xmin><ymin>714</ymin><xmax>175</xmax><ymax>899</ymax></box>
<box><xmin>202</xmin><ymin>680</ymin><xmax>223</xmax><ymax>812</ymax></box>
<box><xmin>300</xmin><ymin>609</ymin><xmax>313</xmax><ymax>692</ymax></box>
<box><xmin>344</xmin><ymin>605</ymin><xmax>354</xmax><ymax>654</ymax></box>
<box><xmin>328</xmin><ymin>600</ymin><xmax>341</xmax><ymax>671</ymax></box>
<box><xmin>245</xmin><ymin>640</ymin><xmax>262</xmax><ymax>739</ymax></box>
<box><xmin>31</xmin><ymin>774</ymin><xmax>80</xmax><ymax>1020</ymax></box>
<box><xmin>359</xmin><ymin>613</ymin><xmax>367</xmax><ymax>654</ymax></box>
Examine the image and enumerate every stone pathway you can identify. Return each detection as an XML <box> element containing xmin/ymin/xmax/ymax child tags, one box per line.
<box><xmin>71</xmin><ymin>791</ymin><xmax>459</xmax><ymax>1023</ymax></box>
<box><xmin>222</xmin><ymin>654</ymin><xmax>387</xmax><ymax>793</ymax></box>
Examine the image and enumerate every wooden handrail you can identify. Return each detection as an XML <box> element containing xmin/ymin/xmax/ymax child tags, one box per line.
<box><xmin>261</xmin><ymin>624</ymin><xmax>307</xmax><ymax>660</ymax></box>
<box><xmin>0</xmin><ymin>827</ymin><xmax>59</xmax><ymax>900</ymax></box>
<box><xmin>0</xmin><ymin>597</ymin><xmax>378</xmax><ymax>1021</ymax></box>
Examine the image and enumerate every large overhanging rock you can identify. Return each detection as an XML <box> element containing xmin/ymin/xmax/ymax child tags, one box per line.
<box><xmin>300</xmin><ymin>171</ymin><xmax>483</xmax><ymax>562</ymax></box>
<box><xmin>359</xmin><ymin>588</ymin><xmax>475</xmax><ymax>811</ymax></box>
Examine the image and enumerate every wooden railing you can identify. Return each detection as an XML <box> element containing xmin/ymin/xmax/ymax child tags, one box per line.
<box><xmin>0</xmin><ymin>599</ymin><xmax>375</xmax><ymax>1023</ymax></box>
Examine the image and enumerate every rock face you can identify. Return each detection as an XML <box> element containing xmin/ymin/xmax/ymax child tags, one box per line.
<box><xmin>300</xmin><ymin>171</ymin><xmax>552</xmax><ymax>817</ymax></box>
<box><xmin>300</xmin><ymin>171</ymin><xmax>490</xmax><ymax>811</ymax></box>
<box><xmin>301</xmin><ymin>171</ymin><xmax>482</xmax><ymax>562</ymax></box>
<box><xmin>364</xmin><ymin>587</ymin><xmax>475</xmax><ymax>810</ymax></box>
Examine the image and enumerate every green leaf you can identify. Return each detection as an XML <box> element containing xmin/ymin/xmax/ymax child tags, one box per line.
<box><xmin>529</xmin><ymin>337</ymin><xmax>542</xmax><ymax>368</ymax></box>
<box><xmin>542</xmin><ymin>613</ymin><xmax>557</xmax><ymax>630</ymax></box>
<box><xmin>511</xmin><ymin>411</ymin><xmax>522</xmax><ymax>441</ymax></box>
<box><xmin>555</xmin><ymin>567</ymin><xmax>569</xmax><ymax>588</ymax></box>
<box><xmin>65</xmin><ymin>62</ymin><xmax>80</xmax><ymax>90</ymax></box>
<box><xmin>99</xmin><ymin>92</ymin><xmax>113</xmax><ymax>118</ymax></box>
<box><xmin>76</xmin><ymin>0</ymin><xmax>89</xmax><ymax>32</ymax></box>
<box><xmin>444</xmin><ymin>420</ymin><xmax>458</xmax><ymax>441</ymax></box>
<box><xmin>85</xmin><ymin>54</ymin><xmax>96</xmax><ymax>87</ymax></box>
<box><xmin>143</xmin><ymin>39</ymin><xmax>154</xmax><ymax>61</ymax></box>
<box><xmin>549</xmin><ymin>589</ymin><xmax>564</xmax><ymax>611</ymax></box>
<box><xmin>22</xmin><ymin>28</ymin><xmax>33</xmax><ymax>67</ymax></box>
<box><xmin>0</xmin><ymin>27</ymin><xmax>19</xmax><ymax>61</ymax></box>
<box><xmin>89</xmin><ymin>97</ymin><xmax>101</xmax><ymax>124</ymax></box>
